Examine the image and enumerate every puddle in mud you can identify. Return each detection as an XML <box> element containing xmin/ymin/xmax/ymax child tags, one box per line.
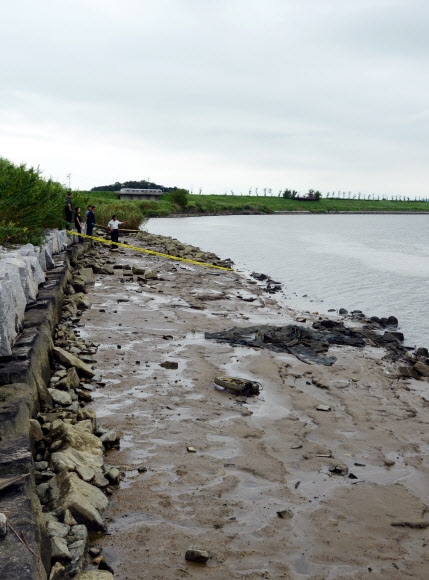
<box><xmin>295</xmin><ymin>553</ymin><xmax>309</xmax><ymax>575</ymax></box>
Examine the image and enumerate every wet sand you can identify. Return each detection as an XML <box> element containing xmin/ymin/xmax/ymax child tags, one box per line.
<box><xmin>79</xmin><ymin>236</ymin><xmax>429</xmax><ymax>579</ymax></box>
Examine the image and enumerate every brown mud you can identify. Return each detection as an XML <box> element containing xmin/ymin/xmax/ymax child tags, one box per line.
<box><xmin>79</xmin><ymin>236</ymin><xmax>429</xmax><ymax>579</ymax></box>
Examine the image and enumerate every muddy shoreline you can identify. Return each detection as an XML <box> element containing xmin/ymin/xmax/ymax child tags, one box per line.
<box><xmin>73</xmin><ymin>231</ymin><xmax>429</xmax><ymax>579</ymax></box>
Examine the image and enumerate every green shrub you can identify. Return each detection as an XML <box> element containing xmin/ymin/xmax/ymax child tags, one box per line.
<box><xmin>0</xmin><ymin>158</ymin><xmax>66</xmax><ymax>245</ymax></box>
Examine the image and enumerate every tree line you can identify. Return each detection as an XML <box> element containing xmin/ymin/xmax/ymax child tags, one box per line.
<box><xmin>91</xmin><ymin>179</ymin><xmax>177</xmax><ymax>192</ymax></box>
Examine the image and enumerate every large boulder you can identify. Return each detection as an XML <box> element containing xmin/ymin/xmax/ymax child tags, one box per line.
<box><xmin>49</xmin><ymin>472</ymin><xmax>108</xmax><ymax>531</ymax></box>
<box><xmin>48</xmin><ymin>389</ymin><xmax>73</xmax><ymax>406</ymax></box>
<box><xmin>50</xmin><ymin>420</ymin><xmax>103</xmax><ymax>455</ymax></box>
<box><xmin>71</xmin><ymin>293</ymin><xmax>92</xmax><ymax>310</ymax></box>
<box><xmin>56</xmin><ymin>367</ymin><xmax>80</xmax><ymax>391</ymax></box>
<box><xmin>77</xmin><ymin>268</ymin><xmax>95</xmax><ymax>285</ymax></box>
<box><xmin>50</xmin><ymin>447</ymin><xmax>104</xmax><ymax>474</ymax></box>
<box><xmin>52</xmin><ymin>347</ymin><xmax>95</xmax><ymax>378</ymax></box>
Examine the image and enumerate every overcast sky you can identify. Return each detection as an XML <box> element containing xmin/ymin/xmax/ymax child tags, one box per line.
<box><xmin>1</xmin><ymin>0</ymin><xmax>429</xmax><ymax>197</ymax></box>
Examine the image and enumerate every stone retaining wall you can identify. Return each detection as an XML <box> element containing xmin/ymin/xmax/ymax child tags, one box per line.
<box><xmin>0</xmin><ymin>231</ymin><xmax>71</xmax><ymax>357</ymax></box>
<box><xmin>0</xmin><ymin>234</ymin><xmax>93</xmax><ymax>579</ymax></box>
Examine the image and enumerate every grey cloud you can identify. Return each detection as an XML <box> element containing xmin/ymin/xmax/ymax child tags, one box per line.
<box><xmin>1</xmin><ymin>0</ymin><xmax>429</xmax><ymax>195</ymax></box>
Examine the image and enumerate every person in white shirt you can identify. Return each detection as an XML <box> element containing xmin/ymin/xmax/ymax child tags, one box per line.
<box><xmin>107</xmin><ymin>215</ymin><xmax>127</xmax><ymax>249</ymax></box>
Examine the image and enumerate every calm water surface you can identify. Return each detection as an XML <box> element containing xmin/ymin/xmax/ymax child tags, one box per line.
<box><xmin>147</xmin><ymin>214</ymin><xmax>429</xmax><ymax>348</ymax></box>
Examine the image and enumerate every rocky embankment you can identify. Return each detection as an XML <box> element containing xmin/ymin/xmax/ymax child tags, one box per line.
<box><xmin>0</xmin><ymin>233</ymin><xmax>120</xmax><ymax>579</ymax></box>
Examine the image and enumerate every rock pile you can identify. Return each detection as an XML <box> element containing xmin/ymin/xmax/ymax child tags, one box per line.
<box><xmin>33</xmin><ymin>244</ymin><xmax>119</xmax><ymax>578</ymax></box>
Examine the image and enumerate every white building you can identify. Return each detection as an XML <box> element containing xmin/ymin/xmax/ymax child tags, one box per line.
<box><xmin>118</xmin><ymin>188</ymin><xmax>163</xmax><ymax>201</ymax></box>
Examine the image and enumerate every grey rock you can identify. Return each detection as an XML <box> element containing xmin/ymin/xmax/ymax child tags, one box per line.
<box><xmin>36</xmin><ymin>482</ymin><xmax>51</xmax><ymax>502</ymax></box>
<box><xmin>76</xmin><ymin>465</ymin><xmax>95</xmax><ymax>482</ymax></box>
<box><xmin>51</xmin><ymin>535</ymin><xmax>72</xmax><ymax>561</ymax></box>
<box><xmin>49</xmin><ymin>388</ymin><xmax>73</xmax><ymax>406</ymax></box>
<box><xmin>185</xmin><ymin>549</ymin><xmax>210</xmax><ymax>563</ymax></box>
<box><xmin>414</xmin><ymin>361</ymin><xmax>429</xmax><ymax>377</ymax></box>
<box><xmin>47</xmin><ymin>520</ymin><xmax>70</xmax><ymax>538</ymax></box>
<box><xmin>68</xmin><ymin>524</ymin><xmax>88</xmax><ymax>542</ymax></box>
<box><xmin>67</xmin><ymin>533</ymin><xmax>88</xmax><ymax>577</ymax></box>
<box><xmin>106</xmin><ymin>467</ymin><xmax>120</xmax><ymax>485</ymax></box>
<box><xmin>99</xmin><ymin>430</ymin><xmax>119</xmax><ymax>446</ymax></box>
<box><xmin>53</xmin><ymin>346</ymin><xmax>96</xmax><ymax>378</ymax></box>
<box><xmin>49</xmin><ymin>471</ymin><xmax>108</xmax><ymax>531</ymax></box>
<box><xmin>77</xmin><ymin>267</ymin><xmax>95</xmax><ymax>285</ymax></box>
<box><xmin>63</xmin><ymin>509</ymin><xmax>78</xmax><ymax>526</ymax></box>
<box><xmin>49</xmin><ymin>562</ymin><xmax>66</xmax><ymax>580</ymax></box>
<box><xmin>50</xmin><ymin>421</ymin><xmax>104</xmax><ymax>455</ymax></box>
<box><xmin>51</xmin><ymin>447</ymin><xmax>103</xmax><ymax>479</ymax></box>
<box><xmin>29</xmin><ymin>418</ymin><xmax>44</xmax><ymax>442</ymax></box>
<box><xmin>398</xmin><ymin>366</ymin><xmax>420</xmax><ymax>379</ymax></box>
<box><xmin>34</xmin><ymin>461</ymin><xmax>49</xmax><ymax>471</ymax></box>
<box><xmin>55</xmin><ymin>367</ymin><xmax>80</xmax><ymax>391</ymax></box>
<box><xmin>416</xmin><ymin>347</ymin><xmax>429</xmax><ymax>359</ymax></box>
<box><xmin>73</xmin><ymin>293</ymin><xmax>93</xmax><ymax>310</ymax></box>
<box><xmin>92</xmin><ymin>470</ymin><xmax>109</xmax><ymax>488</ymax></box>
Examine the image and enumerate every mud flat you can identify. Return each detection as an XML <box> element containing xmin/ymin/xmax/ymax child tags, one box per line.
<box><xmin>78</xmin><ymin>232</ymin><xmax>429</xmax><ymax>579</ymax></box>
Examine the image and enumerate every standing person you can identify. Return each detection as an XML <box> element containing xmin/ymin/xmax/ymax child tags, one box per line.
<box><xmin>86</xmin><ymin>206</ymin><xmax>96</xmax><ymax>237</ymax></box>
<box><xmin>107</xmin><ymin>215</ymin><xmax>127</xmax><ymax>249</ymax></box>
<box><xmin>65</xmin><ymin>191</ymin><xmax>73</xmax><ymax>230</ymax></box>
<box><xmin>74</xmin><ymin>207</ymin><xmax>84</xmax><ymax>243</ymax></box>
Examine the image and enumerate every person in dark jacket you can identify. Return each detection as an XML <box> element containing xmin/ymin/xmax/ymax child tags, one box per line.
<box><xmin>86</xmin><ymin>206</ymin><xmax>96</xmax><ymax>237</ymax></box>
<box><xmin>74</xmin><ymin>207</ymin><xmax>84</xmax><ymax>242</ymax></box>
<box><xmin>65</xmin><ymin>191</ymin><xmax>73</xmax><ymax>229</ymax></box>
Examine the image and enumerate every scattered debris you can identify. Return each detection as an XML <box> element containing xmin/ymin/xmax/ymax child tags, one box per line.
<box><xmin>160</xmin><ymin>361</ymin><xmax>179</xmax><ymax>369</ymax></box>
<box><xmin>316</xmin><ymin>405</ymin><xmax>331</xmax><ymax>412</ymax></box>
<box><xmin>185</xmin><ymin>549</ymin><xmax>210</xmax><ymax>563</ymax></box>
<box><xmin>214</xmin><ymin>376</ymin><xmax>261</xmax><ymax>396</ymax></box>
<box><xmin>277</xmin><ymin>509</ymin><xmax>293</xmax><ymax>519</ymax></box>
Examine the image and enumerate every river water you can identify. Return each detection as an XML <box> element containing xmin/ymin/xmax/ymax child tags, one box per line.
<box><xmin>147</xmin><ymin>214</ymin><xmax>429</xmax><ymax>348</ymax></box>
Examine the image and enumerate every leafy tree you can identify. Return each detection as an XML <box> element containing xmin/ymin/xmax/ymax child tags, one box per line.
<box><xmin>283</xmin><ymin>189</ymin><xmax>297</xmax><ymax>199</ymax></box>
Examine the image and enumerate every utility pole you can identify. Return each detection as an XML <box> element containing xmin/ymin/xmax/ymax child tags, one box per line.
<box><xmin>66</xmin><ymin>173</ymin><xmax>71</xmax><ymax>189</ymax></box>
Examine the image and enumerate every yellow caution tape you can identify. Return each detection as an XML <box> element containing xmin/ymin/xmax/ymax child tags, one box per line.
<box><xmin>69</xmin><ymin>231</ymin><xmax>233</xmax><ymax>271</ymax></box>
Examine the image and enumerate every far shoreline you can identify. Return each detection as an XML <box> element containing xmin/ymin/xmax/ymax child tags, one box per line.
<box><xmin>150</xmin><ymin>209</ymin><xmax>429</xmax><ymax>218</ymax></box>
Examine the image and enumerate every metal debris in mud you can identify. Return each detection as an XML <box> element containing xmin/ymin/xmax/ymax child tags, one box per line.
<box><xmin>214</xmin><ymin>376</ymin><xmax>262</xmax><ymax>396</ymax></box>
